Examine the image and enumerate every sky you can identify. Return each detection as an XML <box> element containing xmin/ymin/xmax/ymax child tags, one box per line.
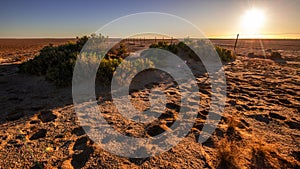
<box><xmin>1</xmin><ymin>0</ymin><xmax>300</xmax><ymax>39</ymax></box>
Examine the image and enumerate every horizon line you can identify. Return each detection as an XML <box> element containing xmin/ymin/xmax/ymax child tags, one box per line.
<box><xmin>1</xmin><ymin>37</ymin><xmax>300</xmax><ymax>40</ymax></box>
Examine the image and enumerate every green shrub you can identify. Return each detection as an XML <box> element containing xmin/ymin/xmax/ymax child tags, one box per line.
<box><xmin>18</xmin><ymin>35</ymin><xmax>133</xmax><ymax>87</ymax></box>
<box><xmin>112</xmin><ymin>58</ymin><xmax>154</xmax><ymax>85</ymax></box>
<box><xmin>19</xmin><ymin>34</ymin><xmax>125</xmax><ymax>87</ymax></box>
<box><xmin>19</xmin><ymin>36</ymin><xmax>87</xmax><ymax>86</ymax></box>
<box><xmin>215</xmin><ymin>46</ymin><xmax>236</xmax><ymax>62</ymax></box>
<box><xmin>96</xmin><ymin>58</ymin><xmax>123</xmax><ymax>84</ymax></box>
<box><xmin>150</xmin><ymin>41</ymin><xmax>235</xmax><ymax>62</ymax></box>
<box><xmin>19</xmin><ymin>37</ymin><xmax>235</xmax><ymax>87</ymax></box>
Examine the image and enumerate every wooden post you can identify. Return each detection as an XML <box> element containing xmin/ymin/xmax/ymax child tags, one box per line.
<box><xmin>234</xmin><ymin>33</ymin><xmax>239</xmax><ymax>53</ymax></box>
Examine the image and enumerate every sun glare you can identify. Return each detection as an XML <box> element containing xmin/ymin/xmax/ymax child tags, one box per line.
<box><xmin>241</xmin><ymin>8</ymin><xmax>266</xmax><ymax>37</ymax></box>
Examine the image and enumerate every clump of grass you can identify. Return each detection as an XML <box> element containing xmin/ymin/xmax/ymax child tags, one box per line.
<box><xmin>216</xmin><ymin>138</ymin><xmax>241</xmax><ymax>169</ymax></box>
<box><xmin>251</xmin><ymin>142</ymin><xmax>279</xmax><ymax>169</ymax></box>
<box><xmin>215</xmin><ymin>46</ymin><xmax>236</xmax><ymax>62</ymax></box>
<box><xmin>215</xmin><ymin>114</ymin><xmax>244</xmax><ymax>169</ymax></box>
<box><xmin>223</xmin><ymin>112</ymin><xmax>245</xmax><ymax>142</ymax></box>
<box><xmin>215</xmin><ymin>112</ymin><xmax>299</xmax><ymax>169</ymax></box>
<box><xmin>251</xmin><ymin>141</ymin><xmax>300</xmax><ymax>169</ymax></box>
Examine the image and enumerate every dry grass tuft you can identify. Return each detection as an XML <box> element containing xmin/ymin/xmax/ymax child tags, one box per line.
<box><xmin>251</xmin><ymin>141</ymin><xmax>300</xmax><ymax>169</ymax></box>
<box><xmin>216</xmin><ymin>138</ymin><xmax>241</xmax><ymax>169</ymax></box>
<box><xmin>251</xmin><ymin>142</ymin><xmax>279</xmax><ymax>169</ymax></box>
<box><xmin>225</xmin><ymin>115</ymin><xmax>243</xmax><ymax>142</ymax></box>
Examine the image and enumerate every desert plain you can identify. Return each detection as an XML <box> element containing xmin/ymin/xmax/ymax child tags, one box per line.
<box><xmin>0</xmin><ymin>38</ymin><xmax>299</xmax><ymax>169</ymax></box>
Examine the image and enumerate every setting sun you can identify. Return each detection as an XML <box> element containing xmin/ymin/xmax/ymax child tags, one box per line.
<box><xmin>241</xmin><ymin>8</ymin><xmax>266</xmax><ymax>37</ymax></box>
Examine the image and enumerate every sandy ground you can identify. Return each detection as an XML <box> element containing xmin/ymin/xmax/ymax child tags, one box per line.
<box><xmin>0</xmin><ymin>39</ymin><xmax>75</xmax><ymax>64</ymax></box>
<box><xmin>0</xmin><ymin>39</ymin><xmax>299</xmax><ymax>169</ymax></box>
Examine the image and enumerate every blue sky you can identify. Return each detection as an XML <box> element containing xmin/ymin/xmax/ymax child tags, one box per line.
<box><xmin>1</xmin><ymin>0</ymin><xmax>299</xmax><ymax>38</ymax></box>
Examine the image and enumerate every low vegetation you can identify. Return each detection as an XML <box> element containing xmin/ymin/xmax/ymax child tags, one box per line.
<box><xmin>19</xmin><ymin>36</ymin><xmax>88</xmax><ymax>86</ymax></box>
<box><xmin>150</xmin><ymin>41</ymin><xmax>236</xmax><ymax>62</ymax></box>
<box><xmin>19</xmin><ymin>36</ymin><xmax>124</xmax><ymax>86</ymax></box>
<box><xmin>215</xmin><ymin>46</ymin><xmax>236</xmax><ymax>62</ymax></box>
<box><xmin>19</xmin><ymin>36</ymin><xmax>235</xmax><ymax>87</ymax></box>
<box><xmin>216</xmin><ymin>138</ymin><xmax>240</xmax><ymax>169</ymax></box>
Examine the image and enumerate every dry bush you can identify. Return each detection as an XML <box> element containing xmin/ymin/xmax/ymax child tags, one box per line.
<box><xmin>251</xmin><ymin>142</ymin><xmax>279</xmax><ymax>169</ymax></box>
<box><xmin>215</xmin><ymin>113</ymin><xmax>299</xmax><ymax>169</ymax></box>
<box><xmin>225</xmin><ymin>114</ymin><xmax>244</xmax><ymax>142</ymax></box>
<box><xmin>215</xmin><ymin>114</ymin><xmax>250</xmax><ymax>169</ymax></box>
<box><xmin>216</xmin><ymin>138</ymin><xmax>241</xmax><ymax>169</ymax></box>
<box><xmin>251</xmin><ymin>141</ymin><xmax>300</xmax><ymax>169</ymax></box>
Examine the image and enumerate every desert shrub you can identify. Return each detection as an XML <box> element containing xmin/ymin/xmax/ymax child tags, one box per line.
<box><xmin>18</xmin><ymin>34</ymin><xmax>149</xmax><ymax>87</ymax></box>
<box><xmin>150</xmin><ymin>41</ymin><xmax>235</xmax><ymax>62</ymax></box>
<box><xmin>96</xmin><ymin>57</ymin><xmax>123</xmax><ymax>84</ymax></box>
<box><xmin>150</xmin><ymin>41</ymin><xmax>177</xmax><ymax>54</ymax></box>
<box><xmin>215</xmin><ymin>46</ymin><xmax>236</xmax><ymax>62</ymax></box>
<box><xmin>117</xmin><ymin>44</ymin><xmax>128</xmax><ymax>57</ymax></box>
<box><xmin>19</xmin><ymin>37</ymin><xmax>86</xmax><ymax>86</ymax></box>
<box><xmin>177</xmin><ymin>41</ymin><xmax>190</xmax><ymax>52</ymax></box>
<box><xmin>112</xmin><ymin>58</ymin><xmax>154</xmax><ymax>86</ymax></box>
<box><xmin>251</xmin><ymin>141</ymin><xmax>299</xmax><ymax>169</ymax></box>
<box><xmin>149</xmin><ymin>41</ymin><xmax>168</xmax><ymax>49</ymax></box>
<box><xmin>216</xmin><ymin>138</ymin><xmax>240</xmax><ymax>169</ymax></box>
<box><xmin>251</xmin><ymin>143</ymin><xmax>276</xmax><ymax>169</ymax></box>
<box><xmin>19</xmin><ymin>35</ymin><xmax>123</xmax><ymax>87</ymax></box>
<box><xmin>45</xmin><ymin>58</ymin><xmax>76</xmax><ymax>86</ymax></box>
<box><xmin>270</xmin><ymin>51</ymin><xmax>282</xmax><ymax>59</ymax></box>
<box><xmin>106</xmin><ymin>43</ymin><xmax>130</xmax><ymax>59</ymax></box>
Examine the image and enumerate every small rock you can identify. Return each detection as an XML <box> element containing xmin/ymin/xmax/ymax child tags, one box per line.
<box><xmin>29</xmin><ymin>129</ymin><xmax>47</xmax><ymax>140</ymax></box>
<box><xmin>71</xmin><ymin>146</ymin><xmax>94</xmax><ymax>168</ymax></box>
<box><xmin>71</xmin><ymin>127</ymin><xmax>85</xmax><ymax>136</ymax></box>
<box><xmin>38</xmin><ymin>110</ymin><xmax>57</xmax><ymax>123</ymax></box>
<box><xmin>73</xmin><ymin>137</ymin><xmax>88</xmax><ymax>151</ymax></box>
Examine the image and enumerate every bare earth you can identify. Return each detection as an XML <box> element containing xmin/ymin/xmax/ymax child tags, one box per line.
<box><xmin>0</xmin><ymin>39</ymin><xmax>299</xmax><ymax>169</ymax></box>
